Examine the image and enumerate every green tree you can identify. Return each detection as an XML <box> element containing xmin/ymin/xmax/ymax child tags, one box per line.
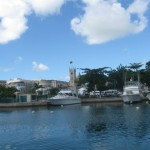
<box><xmin>145</xmin><ymin>61</ymin><xmax>150</xmax><ymax>71</ymax></box>
<box><xmin>0</xmin><ymin>85</ymin><xmax>17</xmax><ymax>98</ymax></box>
<box><xmin>107</xmin><ymin>65</ymin><xmax>127</xmax><ymax>91</ymax></box>
<box><xmin>140</xmin><ymin>61</ymin><xmax>150</xmax><ymax>86</ymax></box>
<box><xmin>32</xmin><ymin>82</ymin><xmax>43</xmax><ymax>93</ymax></box>
<box><xmin>78</xmin><ymin>67</ymin><xmax>109</xmax><ymax>92</ymax></box>
<box><xmin>49</xmin><ymin>87</ymin><xmax>59</xmax><ymax>97</ymax></box>
<box><xmin>127</xmin><ymin>63</ymin><xmax>143</xmax><ymax>81</ymax></box>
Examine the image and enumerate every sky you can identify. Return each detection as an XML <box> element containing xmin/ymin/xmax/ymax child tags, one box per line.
<box><xmin>0</xmin><ymin>0</ymin><xmax>150</xmax><ymax>81</ymax></box>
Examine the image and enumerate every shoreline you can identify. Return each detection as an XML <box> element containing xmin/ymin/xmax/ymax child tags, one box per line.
<box><xmin>0</xmin><ymin>100</ymin><xmax>48</xmax><ymax>108</ymax></box>
<box><xmin>0</xmin><ymin>97</ymin><xmax>149</xmax><ymax>108</ymax></box>
<box><xmin>81</xmin><ymin>97</ymin><xmax>122</xmax><ymax>103</ymax></box>
<box><xmin>0</xmin><ymin>97</ymin><xmax>123</xmax><ymax>108</ymax></box>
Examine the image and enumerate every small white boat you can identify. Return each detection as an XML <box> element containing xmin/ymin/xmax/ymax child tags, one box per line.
<box><xmin>48</xmin><ymin>89</ymin><xmax>81</xmax><ymax>106</ymax></box>
<box><xmin>122</xmin><ymin>80</ymin><xmax>149</xmax><ymax>103</ymax></box>
<box><xmin>122</xmin><ymin>80</ymin><xmax>142</xmax><ymax>104</ymax></box>
<box><xmin>146</xmin><ymin>92</ymin><xmax>150</xmax><ymax>100</ymax></box>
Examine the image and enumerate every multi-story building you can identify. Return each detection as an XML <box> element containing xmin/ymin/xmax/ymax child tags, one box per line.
<box><xmin>6</xmin><ymin>76</ymin><xmax>70</xmax><ymax>95</ymax></box>
<box><xmin>6</xmin><ymin>78</ymin><xmax>33</xmax><ymax>93</ymax></box>
<box><xmin>37</xmin><ymin>79</ymin><xmax>69</xmax><ymax>89</ymax></box>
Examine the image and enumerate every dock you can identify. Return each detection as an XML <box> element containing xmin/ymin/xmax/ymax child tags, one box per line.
<box><xmin>81</xmin><ymin>97</ymin><xmax>123</xmax><ymax>103</ymax></box>
<box><xmin>0</xmin><ymin>100</ymin><xmax>48</xmax><ymax>108</ymax></box>
<box><xmin>0</xmin><ymin>97</ymin><xmax>149</xmax><ymax>108</ymax></box>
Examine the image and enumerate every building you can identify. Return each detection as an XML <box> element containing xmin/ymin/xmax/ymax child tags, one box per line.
<box><xmin>37</xmin><ymin>79</ymin><xmax>69</xmax><ymax>89</ymax></box>
<box><xmin>7</xmin><ymin>78</ymin><xmax>34</xmax><ymax>93</ymax></box>
<box><xmin>34</xmin><ymin>79</ymin><xmax>69</xmax><ymax>95</ymax></box>
<box><xmin>69</xmin><ymin>67</ymin><xmax>76</xmax><ymax>88</ymax></box>
<box><xmin>6</xmin><ymin>77</ymin><xmax>69</xmax><ymax>95</ymax></box>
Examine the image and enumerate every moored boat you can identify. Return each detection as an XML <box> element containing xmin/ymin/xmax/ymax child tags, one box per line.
<box><xmin>146</xmin><ymin>92</ymin><xmax>150</xmax><ymax>101</ymax></box>
<box><xmin>48</xmin><ymin>89</ymin><xmax>81</xmax><ymax>106</ymax></box>
<box><xmin>122</xmin><ymin>81</ymin><xmax>142</xmax><ymax>103</ymax></box>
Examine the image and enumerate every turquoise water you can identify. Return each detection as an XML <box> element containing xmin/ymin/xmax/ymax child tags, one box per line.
<box><xmin>0</xmin><ymin>102</ymin><xmax>150</xmax><ymax>150</ymax></box>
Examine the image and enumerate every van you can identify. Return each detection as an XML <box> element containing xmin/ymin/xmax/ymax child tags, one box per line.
<box><xmin>90</xmin><ymin>91</ymin><xmax>101</xmax><ymax>97</ymax></box>
<box><xmin>101</xmin><ymin>90</ymin><xmax>119</xmax><ymax>97</ymax></box>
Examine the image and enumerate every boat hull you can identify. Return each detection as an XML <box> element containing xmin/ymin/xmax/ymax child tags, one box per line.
<box><xmin>122</xmin><ymin>94</ymin><xmax>142</xmax><ymax>104</ymax></box>
<box><xmin>48</xmin><ymin>98</ymin><xmax>81</xmax><ymax>106</ymax></box>
<box><xmin>146</xmin><ymin>93</ymin><xmax>150</xmax><ymax>100</ymax></box>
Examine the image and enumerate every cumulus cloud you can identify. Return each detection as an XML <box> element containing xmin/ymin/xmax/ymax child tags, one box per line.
<box><xmin>0</xmin><ymin>0</ymin><xmax>65</xmax><ymax>44</ymax></box>
<box><xmin>32</xmin><ymin>61</ymin><xmax>49</xmax><ymax>72</ymax></box>
<box><xmin>71</xmin><ymin>0</ymin><xmax>150</xmax><ymax>44</ymax></box>
<box><xmin>0</xmin><ymin>0</ymin><xmax>29</xmax><ymax>44</ymax></box>
<box><xmin>25</xmin><ymin>0</ymin><xmax>66</xmax><ymax>16</ymax></box>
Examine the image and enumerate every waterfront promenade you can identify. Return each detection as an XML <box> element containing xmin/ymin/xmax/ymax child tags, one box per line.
<box><xmin>81</xmin><ymin>97</ymin><xmax>123</xmax><ymax>103</ymax></box>
<box><xmin>0</xmin><ymin>97</ymin><xmax>123</xmax><ymax>108</ymax></box>
<box><xmin>0</xmin><ymin>97</ymin><xmax>149</xmax><ymax>108</ymax></box>
<box><xmin>0</xmin><ymin>100</ymin><xmax>48</xmax><ymax>108</ymax></box>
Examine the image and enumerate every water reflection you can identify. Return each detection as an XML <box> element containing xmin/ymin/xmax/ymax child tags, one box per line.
<box><xmin>86</xmin><ymin>122</ymin><xmax>107</xmax><ymax>133</ymax></box>
<box><xmin>123</xmin><ymin>103</ymin><xmax>150</xmax><ymax>140</ymax></box>
<box><xmin>0</xmin><ymin>102</ymin><xmax>150</xmax><ymax>150</ymax></box>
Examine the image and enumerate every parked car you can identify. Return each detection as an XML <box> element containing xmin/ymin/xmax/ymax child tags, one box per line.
<box><xmin>101</xmin><ymin>90</ymin><xmax>119</xmax><ymax>97</ymax></box>
<box><xmin>90</xmin><ymin>91</ymin><xmax>101</xmax><ymax>97</ymax></box>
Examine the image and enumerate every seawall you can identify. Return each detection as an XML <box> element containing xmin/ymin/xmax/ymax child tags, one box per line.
<box><xmin>81</xmin><ymin>97</ymin><xmax>123</xmax><ymax>103</ymax></box>
<box><xmin>0</xmin><ymin>100</ymin><xmax>48</xmax><ymax>108</ymax></box>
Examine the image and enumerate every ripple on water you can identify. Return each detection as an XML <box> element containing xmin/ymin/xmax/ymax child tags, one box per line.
<box><xmin>0</xmin><ymin>103</ymin><xmax>150</xmax><ymax>150</ymax></box>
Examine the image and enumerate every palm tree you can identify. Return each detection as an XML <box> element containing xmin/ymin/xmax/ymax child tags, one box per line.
<box><xmin>127</xmin><ymin>63</ymin><xmax>143</xmax><ymax>82</ymax></box>
<box><xmin>145</xmin><ymin>61</ymin><xmax>150</xmax><ymax>71</ymax></box>
<box><xmin>128</xmin><ymin>63</ymin><xmax>143</xmax><ymax>71</ymax></box>
<box><xmin>32</xmin><ymin>82</ymin><xmax>43</xmax><ymax>94</ymax></box>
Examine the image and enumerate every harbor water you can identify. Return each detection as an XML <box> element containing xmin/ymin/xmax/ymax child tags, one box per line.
<box><xmin>0</xmin><ymin>102</ymin><xmax>150</xmax><ymax>150</ymax></box>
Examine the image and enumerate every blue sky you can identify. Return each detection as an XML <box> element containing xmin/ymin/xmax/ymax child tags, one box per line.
<box><xmin>0</xmin><ymin>0</ymin><xmax>150</xmax><ymax>81</ymax></box>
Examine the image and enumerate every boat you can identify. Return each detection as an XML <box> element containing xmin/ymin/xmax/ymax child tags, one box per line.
<box><xmin>146</xmin><ymin>93</ymin><xmax>150</xmax><ymax>100</ymax></box>
<box><xmin>48</xmin><ymin>89</ymin><xmax>81</xmax><ymax>106</ymax></box>
<box><xmin>122</xmin><ymin>80</ymin><xmax>142</xmax><ymax>103</ymax></box>
<box><xmin>122</xmin><ymin>78</ymin><xmax>149</xmax><ymax>103</ymax></box>
<box><xmin>146</xmin><ymin>88</ymin><xmax>150</xmax><ymax>101</ymax></box>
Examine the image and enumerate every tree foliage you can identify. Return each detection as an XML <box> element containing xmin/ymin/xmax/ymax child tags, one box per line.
<box><xmin>77</xmin><ymin>61</ymin><xmax>150</xmax><ymax>92</ymax></box>
<box><xmin>0</xmin><ymin>85</ymin><xmax>17</xmax><ymax>98</ymax></box>
<box><xmin>32</xmin><ymin>82</ymin><xmax>43</xmax><ymax>93</ymax></box>
<box><xmin>49</xmin><ymin>87</ymin><xmax>59</xmax><ymax>97</ymax></box>
<box><xmin>78</xmin><ymin>67</ymin><xmax>110</xmax><ymax>92</ymax></box>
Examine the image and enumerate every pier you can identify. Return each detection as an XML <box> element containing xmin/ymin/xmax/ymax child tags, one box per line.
<box><xmin>0</xmin><ymin>97</ymin><xmax>123</xmax><ymax>108</ymax></box>
<box><xmin>0</xmin><ymin>97</ymin><xmax>149</xmax><ymax>108</ymax></box>
<box><xmin>0</xmin><ymin>100</ymin><xmax>48</xmax><ymax>108</ymax></box>
<box><xmin>81</xmin><ymin>97</ymin><xmax>123</xmax><ymax>103</ymax></box>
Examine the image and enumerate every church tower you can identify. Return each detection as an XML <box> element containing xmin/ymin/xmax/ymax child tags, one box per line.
<box><xmin>69</xmin><ymin>67</ymin><xmax>76</xmax><ymax>88</ymax></box>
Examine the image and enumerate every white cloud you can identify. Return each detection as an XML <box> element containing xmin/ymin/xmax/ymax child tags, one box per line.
<box><xmin>0</xmin><ymin>67</ymin><xmax>14</xmax><ymax>72</ymax></box>
<box><xmin>32</xmin><ymin>61</ymin><xmax>49</xmax><ymax>72</ymax></box>
<box><xmin>0</xmin><ymin>0</ymin><xmax>66</xmax><ymax>44</ymax></box>
<box><xmin>17</xmin><ymin>56</ymin><xmax>23</xmax><ymax>61</ymax></box>
<box><xmin>71</xmin><ymin>0</ymin><xmax>150</xmax><ymax>44</ymax></box>
<box><xmin>25</xmin><ymin>0</ymin><xmax>66</xmax><ymax>16</ymax></box>
<box><xmin>0</xmin><ymin>0</ymin><xmax>30</xmax><ymax>44</ymax></box>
